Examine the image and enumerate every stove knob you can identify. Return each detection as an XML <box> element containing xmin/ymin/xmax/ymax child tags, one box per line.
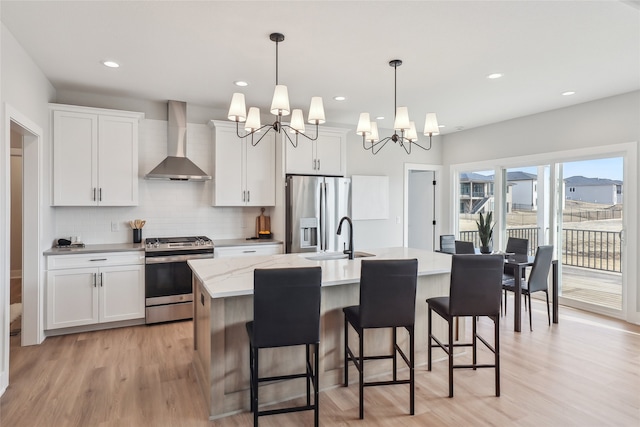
<box><xmin>154</xmin><ymin>242</ymin><xmax>160</xmax><ymax>248</ymax></box>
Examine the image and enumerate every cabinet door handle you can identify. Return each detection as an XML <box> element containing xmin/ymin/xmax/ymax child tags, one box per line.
<box><xmin>93</xmin><ymin>188</ymin><xmax>97</xmax><ymax>201</ymax></box>
<box><xmin>247</xmin><ymin>191</ymin><xmax>250</xmax><ymax>202</ymax></box>
<box><xmin>93</xmin><ymin>273</ymin><xmax>97</xmax><ymax>288</ymax></box>
<box><xmin>100</xmin><ymin>272</ymin><xmax>103</xmax><ymax>287</ymax></box>
<box><xmin>313</xmin><ymin>159</ymin><xmax>317</xmax><ymax>170</ymax></box>
<box><xmin>242</xmin><ymin>250</ymin><xmax>257</xmax><ymax>253</ymax></box>
<box><xmin>90</xmin><ymin>258</ymin><xmax>107</xmax><ymax>262</ymax></box>
<box><xmin>99</xmin><ymin>188</ymin><xmax>102</xmax><ymax>202</ymax></box>
<box><xmin>317</xmin><ymin>159</ymin><xmax>320</xmax><ymax>170</ymax></box>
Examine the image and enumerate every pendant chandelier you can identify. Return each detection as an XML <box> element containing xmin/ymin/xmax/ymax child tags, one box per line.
<box><xmin>227</xmin><ymin>33</ymin><xmax>325</xmax><ymax>147</ymax></box>
<box><xmin>356</xmin><ymin>59</ymin><xmax>439</xmax><ymax>155</ymax></box>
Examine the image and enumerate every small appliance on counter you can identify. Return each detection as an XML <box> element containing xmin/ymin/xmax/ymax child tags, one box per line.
<box><xmin>256</xmin><ymin>208</ymin><xmax>272</xmax><ymax>239</ymax></box>
<box><xmin>55</xmin><ymin>238</ymin><xmax>85</xmax><ymax>248</ymax></box>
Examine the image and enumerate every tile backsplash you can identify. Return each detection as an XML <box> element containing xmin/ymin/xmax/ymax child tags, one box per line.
<box><xmin>53</xmin><ymin>119</ymin><xmax>270</xmax><ymax>244</ymax></box>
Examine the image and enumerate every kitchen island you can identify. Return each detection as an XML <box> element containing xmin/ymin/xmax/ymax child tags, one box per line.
<box><xmin>188</xmin><ymin>247</ymin><xmax>454</xmax><ymax>420</ymax></box>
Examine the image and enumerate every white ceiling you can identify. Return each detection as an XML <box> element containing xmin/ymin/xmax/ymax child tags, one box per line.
<box><xmin>2</xmin><ymin>1</ymin><xmax>639</xmax><ymax>134</ymax></box>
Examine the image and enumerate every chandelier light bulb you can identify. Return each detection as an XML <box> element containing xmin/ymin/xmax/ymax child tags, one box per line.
<box><xmin>290</xmin><ymin>109</ymin><xmax>305</xmax><ymax>133</ymax></box>
<box><xmin>308</xmin><ymin>97</ymin><xmax>326</xmax><ymax>124</ymax></box>
<box><xmin>356</xmin><ymin>113</ymin><xmax>371</xmax><ymax>136</ymax></box>
<box><xmin>245</xmin><ymin>107</ymin><xmax>262</xmax><ymax>132</ymax></box>
<box><xmin>394</xmin><ymin>106</ymin><xmax>411</xmax><ymax>131</ymax></box>
<box><xmin>423</xmin><ymin>112</ymin><xmax>440</xmax><ymax>136</ymax></box>
<box><xmin>228</xmin><ymin>93</ymin><xmax>247</xmax><ymax>122</ymax></box>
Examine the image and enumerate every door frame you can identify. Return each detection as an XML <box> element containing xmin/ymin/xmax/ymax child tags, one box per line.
<box><xmin>403</xmin><ymin>163</ymin><xmax>442</xmax><ymax>249</ymax></box>
<box><xmin>1</xmin><ymin>104</ymin><xmax>45</xmax><ymax>395</ymax></box>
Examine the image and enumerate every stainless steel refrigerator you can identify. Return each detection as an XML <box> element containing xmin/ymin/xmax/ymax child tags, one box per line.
<box><xmin>285</xmin><ymin>175</ymin><xmax>351</xmax><ymax>254</ymax></box>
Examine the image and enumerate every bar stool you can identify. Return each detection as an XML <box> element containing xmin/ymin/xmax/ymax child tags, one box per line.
<box><xmin>427</xmin><ymin>254</ymin><xmax>503</xmax><ymax>397</ymax></box>
<box><xmin>343</xmin><ymin>259</ymin><xmax>418</xmax><ymax>419</ymax></box>
<box><xmin>246</xmin><ymin>266</ymin><xmax>322</xmax><ymax>427</ymax></box>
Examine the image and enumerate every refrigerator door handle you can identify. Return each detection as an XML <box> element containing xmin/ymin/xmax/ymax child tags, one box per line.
<box><xmin>323</xmin><ymin>181</ymin><xmax>329</xmax><ymax>250</ymax></box>
<box><xmin>319</xmin><ymin>181</ymin><xmax>324</xmax><ymax>250</ymax></box>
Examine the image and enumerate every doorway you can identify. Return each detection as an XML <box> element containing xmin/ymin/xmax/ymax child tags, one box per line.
<box><xmin>9</xmin><ymin>135</ymin><xmax>23</xmax><ymax>340</ymax></box>
<box><xmin>404</xmin><ymin>164</ymin><xmax>441</xmax><ymax>250</ymax></box>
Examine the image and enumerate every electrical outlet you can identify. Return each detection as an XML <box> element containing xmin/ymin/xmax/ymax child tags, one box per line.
<box><xmin>111</xmin><ymin>221</ymin><xmax>119</xmax><ymax>232</ymax></box>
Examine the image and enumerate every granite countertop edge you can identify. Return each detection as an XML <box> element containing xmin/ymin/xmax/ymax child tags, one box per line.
<box><xmin>44</xmin><ymin>243</ymin><xmax>145</xmax><ymax>256</ymax></box>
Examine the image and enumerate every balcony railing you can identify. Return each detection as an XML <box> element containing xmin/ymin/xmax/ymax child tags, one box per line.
<box><xmin>458</xmin><ymin>227</ymin><xmax>622</xmax><ymax>273</ymax></box>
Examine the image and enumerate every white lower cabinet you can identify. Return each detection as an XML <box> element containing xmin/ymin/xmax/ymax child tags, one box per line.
<box><xmin>214</xmin><ymin>244</ymin><xmax>283</xmax><ymax>258</ymax></box>
<box><xmin>46</xmin><ymin>252</ymin><xmax>145</xmax><ymax>330</ymax></box>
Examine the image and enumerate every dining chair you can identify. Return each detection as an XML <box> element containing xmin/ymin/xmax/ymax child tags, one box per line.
<box><xmin>502</xmin><ymin>237</ymin><xmax>529</xmax><ymax>312</ymax></box>
<box><xmin>502</xmin><ymin>245</ymin><xmax>554</xmax><ymax>331</ymax></box>
<box><xmin>426</xmin><ymin>254</ymin><xmax>504</xmax><ymax>397</ymax></box>
<box><xmin>454</xmin><ymin>240</ymin><xmax>475</xmax><ymax>254</ymax></box>
<box><xmin>439</xmin><ymin>235</ymin><xmax>456</xmax><ymax>254</ymax></box>
<box><xmin>246</xmin><ymin>266</ymin><xmax>322</xmax><ymax>427</ymax></box>
<box><xmin>343</xmin><ymin>259</ymin><xmax>418</xmax><ymax>419</ymax></box>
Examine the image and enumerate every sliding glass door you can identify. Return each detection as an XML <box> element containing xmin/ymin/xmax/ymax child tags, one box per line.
<box><xmin>558</xmin><ymin>157</ymin><xmax>623</xmax><ymax>312</ymax></box>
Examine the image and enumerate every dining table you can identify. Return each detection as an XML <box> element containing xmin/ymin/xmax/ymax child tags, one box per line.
<box><xmin>504</xmin><ymin>254</ymin><xmax>559</xmax><ymax>332</ymax></box>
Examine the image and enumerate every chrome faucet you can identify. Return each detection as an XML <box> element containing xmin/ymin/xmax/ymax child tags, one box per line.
<box><xmin>337</xmin><ymin>216</ymin><xmax>354</xmax><ymax>260</ymax></box>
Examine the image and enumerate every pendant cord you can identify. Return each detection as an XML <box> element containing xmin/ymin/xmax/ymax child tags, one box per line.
<box><xmin>393</xmin><ymin>63</ymin><xmax>397</xmax><ymax>121</ymax></box>
<box><xmin>275</xmin><ymin>39</ymin><xmax>279</xmax><ymax>85</ymax></box>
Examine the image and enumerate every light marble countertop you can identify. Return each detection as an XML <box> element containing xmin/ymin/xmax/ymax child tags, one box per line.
<box><xmin>44</xmin><ymin>243</ymin><xmax>145</xmax><ymax>256</ymax></box>
<box><xmin>188</xmin><ymin>247</ymin><xmax>452</xmax><ymax>299</ymax></box>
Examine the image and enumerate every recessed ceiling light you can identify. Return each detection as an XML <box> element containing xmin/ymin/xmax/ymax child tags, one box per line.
<box><xmin>234</xmin><ymin>81</ymin><xmax>248</xmax><ymax>87</ymax></box>
<box><xmin>375</xmin><ymin>116</ymin><xmax>385</xmax><ymax>120</ymax></box>
<box><xmin>486</xmin><ymin>73</ymin><xmax>503</xmax><ymax>79</ymax></box>
<box><xmin>333</xmin><ymin>96</ymin><xmax>346</xmax><ymax>101</ymax></box>
<box><xmin>102</xmin><ymin>60</ymin><xmax>120</xmax><ymax>68</ymax></box>
<box><xmin>562</xmin><ymin>91</ymin><xmax>576</xmax><ymax>96</ymax></box>
<box><xmin>438</xmin><ymin>124</ymin><xmax>445</xmax><ymax>128</ymax></box>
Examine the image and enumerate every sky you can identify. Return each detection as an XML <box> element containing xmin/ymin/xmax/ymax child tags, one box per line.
<box><xmin>475</xmin><ymin>157</ymin><xmax>624</xmax><ymax>181</ymax></box>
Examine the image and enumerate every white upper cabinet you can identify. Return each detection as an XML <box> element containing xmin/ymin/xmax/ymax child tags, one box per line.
<box><xmin>285</xmin><ymin>126</ymin><xmax>348</xmax><ymax>176</ymax></box>
<box><xmin>50</xmin><ymin>104</ymin><xmax>144</xmax><ymax>206</ymax></box>
<box><xmin>210</xmin><ymin>120</ymin><xmax>276</xmax><ymax>207</ymax></box>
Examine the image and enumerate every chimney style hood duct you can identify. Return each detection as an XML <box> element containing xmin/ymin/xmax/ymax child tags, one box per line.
<box><xmin>145</xmin><ymin>100</ymin><xmax>212</xmax><ymax>181</ymax></box>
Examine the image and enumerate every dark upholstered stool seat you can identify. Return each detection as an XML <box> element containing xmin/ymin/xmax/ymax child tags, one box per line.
<box><xmin>247</xmin><ymin>266</ymin><xmax>322</xmax><ymax>427</ymax></box>
<box><xmin>343</xmin><ymin>259</ymin><xmax>418</xmax><ymax>419</ymax></box>
<box><xmin>427</xmin><ymin>254</ymin><xmax>504</xmax><ymax>398</ymax></box>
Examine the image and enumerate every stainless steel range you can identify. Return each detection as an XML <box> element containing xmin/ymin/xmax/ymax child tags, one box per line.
<box><xmin>144</xmin><ymin>236</ymin><xmax>213</xmax><ymax>324</ymax></box>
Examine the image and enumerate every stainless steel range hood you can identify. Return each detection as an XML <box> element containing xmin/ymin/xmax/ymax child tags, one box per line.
<box><xmin>145</xmin><ymin>100</ymin><xmax>212</xmax><ymax>181</ymax></box>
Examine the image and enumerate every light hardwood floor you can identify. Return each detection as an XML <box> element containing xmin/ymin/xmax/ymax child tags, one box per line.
<box><xmin>1</xmin><ymin>298</ymin><xmax>639</xmax><ymax>426</ymax></box>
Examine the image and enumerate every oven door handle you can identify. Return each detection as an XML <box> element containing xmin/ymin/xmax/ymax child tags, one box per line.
<box><xmin>145</xmin><ymin>253</ymin><xmax>214</xmax><ymax>264</ymax></box>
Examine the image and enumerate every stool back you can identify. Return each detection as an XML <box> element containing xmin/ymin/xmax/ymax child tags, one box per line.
<box><xmin>253</xmin><ymin>267</ymin><xmax>322</xmax><ymax>348</ymax></box>
<box><xmin>359</xmin><ymin>259</ymin><xmax>418</xmax><ymax>328</ymax></box>
<box><xmin>449</xmin><ymin>254</ymin><xmax>503</xmax><ymax>317</ymax></box>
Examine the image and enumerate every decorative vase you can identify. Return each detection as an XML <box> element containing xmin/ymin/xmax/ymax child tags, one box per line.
<box><xmin>480</xmin><ymin>245</ymin><xmax>492</xmax><ymax>254</ymax></box>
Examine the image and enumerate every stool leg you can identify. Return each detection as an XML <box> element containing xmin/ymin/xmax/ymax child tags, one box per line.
<box><xmin>495</xmin><ymin>315</ymin><xmax>500</xmax><ymax>397</ymax></box>
<box><xmin>528</xmin><ymin>291</ymin><xmax>533</xmax><ymax>331</ymax></box>
<box><xmin>409</xmin><ymin>325</ymin><xmax>415</xmax><ymax>416</ymax></box>
<box><xmin>314</xmin><ymin>343</ymin><xmax>319</xmax><ymax>427</ymax></box>
<box><xmin>448</xmin><ymin>316</ymin><xmax>454</xmax><ymax>398</ymax></box>
<box><xmin>344</xmin><ymin>317</ymin><xmax>349</xmax><ymax>387</ymax></box>
<box><xmin>249</xmin><ymin>344</ymin><xmax>254</xmax><ymax>413</ymax></box>
<box><xmin>254</xmin><ymin>347</ymin><xmax>259</xmax><ymax>426</ymax></box>
<box><xmin>427</xmin><ymin>307</ymin><xmax>432</xmax><ymax>371</ymax></box>
<box><xmin>306</xmin><ymin>344</ymin><xmax>311</xmax><ymax>407</ymax></box>
<box><xmin>392</xmin><ymin>327</ymin><xmax>398</xmax><ymax>382</ymax></box>
<box><xmin>359</xmin><ymin>328</ymin><xmax>364</xmax><ymax>419</ymax></box>
<box><xmin>545</xmin><ymin>290</ymin><xmax>551</xmax><ymax>326</ymax></box>
<box><xmin>472</xmin><ymin>316</ymin><xmax>477</xmax><ymax>370</ymax></box>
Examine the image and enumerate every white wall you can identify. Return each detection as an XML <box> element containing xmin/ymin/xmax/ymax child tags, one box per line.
<box><xmin>441</xmin><ymin>91</ymin><xmax>640</xmax><ymax>323</ymax></box>
<box><xmin>1</xmin><ymin>22</ymin><xmax>56</xmax><ymax>393</ymax></box>
<box><xmin>346</xmin><ymin>131</ymin><xmax>443</xmax><ymax>250</ymax></box>
<box><xmin>567</xmin><ymin>184</ymin><xmax>616</xmax><ymax>205</ymax></box>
